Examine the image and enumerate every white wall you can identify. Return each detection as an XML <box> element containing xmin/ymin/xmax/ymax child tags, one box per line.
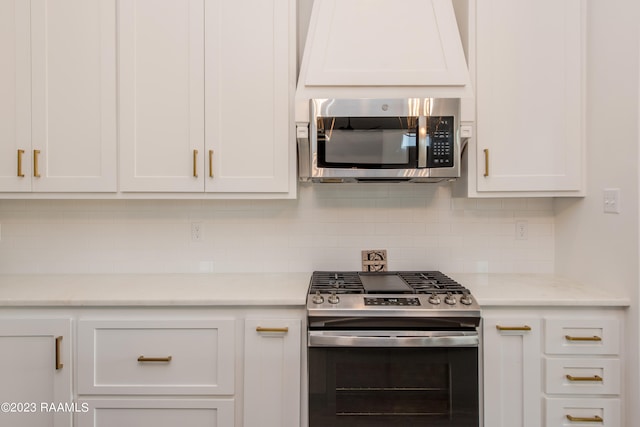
<box><xmin>554</xmin><ymin>0</ymin><xmax>640</xmax><ymax>424</ymax></box>
<box><xmin>0</xmin><ymin>184</ymin><xmax>554</xmax><ymax>275</ymax></box>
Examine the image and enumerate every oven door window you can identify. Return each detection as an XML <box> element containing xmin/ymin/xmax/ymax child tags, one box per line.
<box><xmin>309</xmin><ymin>346</ymin><xmax>478</xmax><ymax>427</ymax></box>
<box><xmin>317</xmin><ymin>116</ymin><xmax>418</xmax><ymax>168</ymax></box>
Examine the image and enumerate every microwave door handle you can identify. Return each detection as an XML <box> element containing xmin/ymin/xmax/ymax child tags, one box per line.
<box><xmin>418</xmin><ymin>115</ymin><xmax>427</xmax><ymax>168</ymax></box>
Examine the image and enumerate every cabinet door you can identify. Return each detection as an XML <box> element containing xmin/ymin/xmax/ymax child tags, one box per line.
<box><xmin>244</xmin><ymin>319</ymin><xmax>301</xmax><ymax>427</ymax></box>
<box><xmin>475</xmin><ymin>0</ymin><xmax>584</xmax><ymax>193</ymax></box>
<box><xmin>30</xmin><ymin>0</ymin><xmax>117</xmax><ymax>192</ymax></box>
<box><xmin>0</xmin><ymin>0</ymin><xmax>31</xmax><ymax>191</ymax></box>
<box><xmin>119</xmin><ymin>0</ymin><xmax>205</xmax><ymax>192</ymax></box>
<box><xmin>483</xmin><ymin>315</ymin><xmax>541</xmax><ymax>427</ymax></box>
<box><xmin>205</xmin><ymin>0</ymin><xmax>293</xmax><ymax>193</ymax></box>
<box><xmin>0</xmin><ymin>319</ymin><xmax>72</xmax><ymax>427</ymax></box>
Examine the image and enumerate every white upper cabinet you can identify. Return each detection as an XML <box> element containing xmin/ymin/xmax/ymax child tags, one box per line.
<box><xmin>0</xmin><ymin>0</ymin><xmax>30</xmax><ymax>192</ymax></box>
<box><xmin>0</xmin><ymin>0</ymin><xmax>117</xmax><ymax>193</ymax></box>
<box><xmin>120</xmin><ymin>0</ymin><xmax>294</xmax><ymax>195</ymax></box>
<box><xmin>205</xmin><ymin>0</ymin><xmax>292</xmax><ymax>193</ymax></box>
<box><xmin>1</xmin><ymin>0</ymin><xmax>294</xmax><ymax>198</ymax></box>
<box><xmin>118</xmin><ymin>0</ymin><xmax>205</xmax><ymax>192</ymax></box>
<box><xmin>460</xmin><ymin>0</ymin><xmax>585</xmax><ymax>197</ymax></box>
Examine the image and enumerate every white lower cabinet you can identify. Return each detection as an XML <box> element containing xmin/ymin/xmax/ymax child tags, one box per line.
<box><xmin>0</xmin><ymin>318</ymin><xmax>72</xmax><ymax>427</ymax></box>
<box><xmin>545</xmin><ymin>398</ymin><xmax>620</xmax><ymax>427</ymax></box>
<box><xmin>545</xmin><ymin>357</ymin><xmax>620</xmax><ymax>395</ymax></box>
<box><xmin>482</xmin><ymin>315</ymin><xmax>542</xmax><ymax>427</ymax></box>
<box><xmin>75</xmin><ymin>399</ymin><xmax>234</xmax><ymax>427</ymax></box>
<box><xmin>243</xmin><ymin>319</ymin><xmax>301</xmax><ymax>427</ymax></box>
<box><xmin>76</xmin><ymin>317</ymin><xmax>237</xmax><ymax>427</ymax></box>
<box><xmin>483</xmin><ymin>308</ymin><xmax>624</xmax><ymax>427</ymax></box>
<box><xmin>71</xmin><ymin>308</ymin><xmax>303</xmax><ymax>427</ymax></box>
<box><xmin>543</xmin><ymin>314</ymin><xmax>622</xmax><ymax>427</ymax></box>
<box><xmin>77</xmin><ymin>319</ymin><xmax>235</xmax><ymax>395</ymax></box>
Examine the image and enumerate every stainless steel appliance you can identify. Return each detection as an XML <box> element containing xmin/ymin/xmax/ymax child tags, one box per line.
<box><xmin>298</xmin><ymin>98</ymin><xmax>462</xmax><ymax>183</ymax></box>
<box><xmin>307</xmin><ymin>271</ymin><xmax>480</xmax><ymax>427</ymax></box>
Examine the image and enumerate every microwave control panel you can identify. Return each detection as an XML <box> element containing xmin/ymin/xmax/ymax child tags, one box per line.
<box><xmin>427</xmin><ymin>116</ymin><xmax>454</xmax><ymax>168</ymax></box>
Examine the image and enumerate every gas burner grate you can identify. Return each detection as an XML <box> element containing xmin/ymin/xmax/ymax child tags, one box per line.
<box><xmin>310</xmin><ymin>272</ymin><xmax>364</xmax><ymax>294</ymax></box>
<box><xmin>399</xmin><ymin>272</ymin><xmax>468</xmax><ymax>294</ymax></box>
<box><xmin>309</xmin><ymin>271</ymin><xmax>470</xmax><ymax>295</ymax></box>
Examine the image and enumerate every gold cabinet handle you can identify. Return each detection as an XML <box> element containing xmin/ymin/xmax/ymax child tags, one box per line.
<box><xmin>55</xmin><ymin>336</ymin><xmax>63</xmax><ymax>370</ymax></box>
<box><xmin>483</xmin><ymin>148</ymin><xmax>489</xmax><ymax>177</ymax></box>
<box><xmin>565</xmin><ymin>335</ymin><xmax>602</xmax><ymax>342</ymax></box>
<box><xmin>566</xmin><ymin>374</ymin><xmax>603</xmax><ymax>382</ymax></box>
<box><xmin>137</xmin><ymin>356</ymin><xmax>172</xmax><ymax>362</ymax></box>
<box><xmin>33</xmin><ymin>149</ymin><xmax>41</xmax><ymax>177</ymax></box>
<box><xmin>209</xmin><ymin>149</ymin><xmax>214</xmax><ymax>178</ymax></box>
<box><xmin>496</xmin><ymin>325</ymin><xmax>532</xmax><ymax>331</ymax></box>
<box><xmin>256</xmin><ymin>327</ymin><xmax>289</xmax><ymax>334</ymax></box>
<box><xmin>17</xmin><ymin>149</ymin><xmax>25</xmax><ymax>177</ymax></box>
<box><xmin>193</xmin><ymin>149</ymin><xmax>198</xmax><ymax>177</ymax></box>
<box><xmin>566</xmin><ymin>415</ymin><xmax>603</xmax><ymax>423</ymax></box>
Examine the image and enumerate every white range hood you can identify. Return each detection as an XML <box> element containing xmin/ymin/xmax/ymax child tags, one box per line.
<box><xmin>295</xmin><ymin>0</ymin><xmax>473</xmax><ymax>123</ymax></box>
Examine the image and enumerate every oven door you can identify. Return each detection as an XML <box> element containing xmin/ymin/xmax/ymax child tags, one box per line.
<box><xmin>308</xmin><ymin>330</ymin><xmax>479</xmax><ymax>427</ymax></box>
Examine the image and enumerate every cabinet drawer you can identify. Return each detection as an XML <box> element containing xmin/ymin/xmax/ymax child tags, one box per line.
<box><xmin>78</xmin><ymin>319</ymin><xmax>235</xmax><ymax>395</ymax></box>
<box><xmin>545</xmin><ymin>318</ymin><xmax>620</xmax><ymax>355</ymax></box>
<box><xmin>545</xmin><ymin>357</ymin><xmax>620</xmax><ymax>395</ymax></box>
<box><xmin>545</xmin><ymin>398</ymin><xmax>620</xmax><ymax>427</ymax></box>
<box><xmin>75</xmin><ymin>399</ymin><xmax>234</xmax><ymax>427</ymax></box>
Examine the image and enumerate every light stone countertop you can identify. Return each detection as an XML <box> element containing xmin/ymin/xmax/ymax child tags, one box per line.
<box><xmin>0</xmin><ymin>273</ymin><xmax>630</xmax><ymax>307</ymax></box>
<box><xmin>0</xmin><ymin>273</ymin><xmax>311</xmax><ymax>306</ymax></box>
<box><xmin>449</xmin><ymin>273</ymin><xmax>630</xmax><ymax>307</ymax></box>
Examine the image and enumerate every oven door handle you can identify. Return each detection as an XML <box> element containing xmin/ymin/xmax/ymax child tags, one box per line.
<box><xmin>308</xmin><ymin>331</ymin><xmax>479</xmax><ymax>348</ymax></box>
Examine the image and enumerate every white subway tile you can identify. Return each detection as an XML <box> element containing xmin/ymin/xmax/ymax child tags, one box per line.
<box><xmin>0</xmin><ymin>186</ymin><xmax>556</xmax><ymax>275</ymax></box>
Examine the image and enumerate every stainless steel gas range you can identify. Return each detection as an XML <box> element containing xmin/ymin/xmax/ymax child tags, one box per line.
<box><xmin>306</xmin><ymin>271</ymin><xmax>481</xmax><ymax>427</ymax></box>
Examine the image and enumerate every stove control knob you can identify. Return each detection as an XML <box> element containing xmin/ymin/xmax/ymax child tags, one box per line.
<box><xmin>460</xmin><ymin>292</ymin><xmax>473</xmax><ymax>306</ymax></box>
<box><xmin>428</xmin><ymin>293</ymin><xmax>441</xmax><ymax>305</ymax></box>
<box><xmin>328</xmin><ymin>291</ymin><xmax>340</xmax><ymax>305</ymax></box>
<box><xmin>312</xmin><ymin>291</ymin><xmax>324</xmax><ymax>304</ymax></box>
<box><xmin>444</xmin><ymin>292</ymin><xmax>456</xmax><ymax>305</ymax></box>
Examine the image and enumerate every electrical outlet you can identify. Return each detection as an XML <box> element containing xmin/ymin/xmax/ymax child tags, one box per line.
<box><xmin>515</xmin><ymin>221</ymin><xmax>528</xmax><ymax>240</ymax></box>
<box><xmin>603</xmin><ymin>188</ymin><xmax>621</xmax><ymax>214</ymax></box>
<box><xmin>191</xmin><ymin>222</ymin><xmax>203</xmax><ymax>242</ymax></box>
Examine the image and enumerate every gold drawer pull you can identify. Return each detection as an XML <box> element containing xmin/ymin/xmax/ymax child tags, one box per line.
<box><xmin>496</xmin><ymin>325</ymin><xmax>531</xmax><ymax>331</ymax></box>
<box><xmin>33</xmin><ymin>149</ymin><xmax>41</xmax><ymax>177</ymax></box>
<box><xmin>137</xmin><ymin>356</ymin><xmax>172</xmax><ymax>362</ymax></box>
<box><xmin>565</xmin><ymin>335</ymin><xmax>602</xmax><ymax>342</ymax></box>
<box><xmin>566</xmin><ymin>374</ymin><xmax>603</xmax><ymax>382</ymax></box>
<box><xmin>209</xmin><ymin>149</ymin><xmax>214</xmax><ymax>178</ymax></box>
<box><xmin>55</xmin><ymin>336</ymin><xmax>63</xmax><ymax>370</ymax></box>
<box><xmin>193</xmin><ymin>149</ymin><xmax>198</xmax><ymax>177</ymax></box>
<box><xmin>483</xmin><ymin>148</ymin><xmax>489</xmax><ymax>177</ymax></box>
<box><xmin>566</xmin><ymin>415</ymin><xmax>603</xmax><ymax>423</ymax></box>
<box><xmin>256</xmin><ymin>327</ymin><xmax>289</xmax><ymax>334</ymax></box>
<box><xmin>17</xmin><ymin>149</ymin><xmax>25</xmax><ymax>177</ymax></box>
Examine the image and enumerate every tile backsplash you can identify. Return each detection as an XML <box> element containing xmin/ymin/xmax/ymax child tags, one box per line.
<box><xmin>0</xmin><ymin>184</ymin><xmax>554</xmax><ymax>275</ymax></box>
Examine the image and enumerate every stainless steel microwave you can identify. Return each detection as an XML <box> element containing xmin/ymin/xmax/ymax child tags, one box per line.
<box><xmin>297</xmin><ymin>98</ymin><xmax>462</xmax><ymax>183</ymax></box>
